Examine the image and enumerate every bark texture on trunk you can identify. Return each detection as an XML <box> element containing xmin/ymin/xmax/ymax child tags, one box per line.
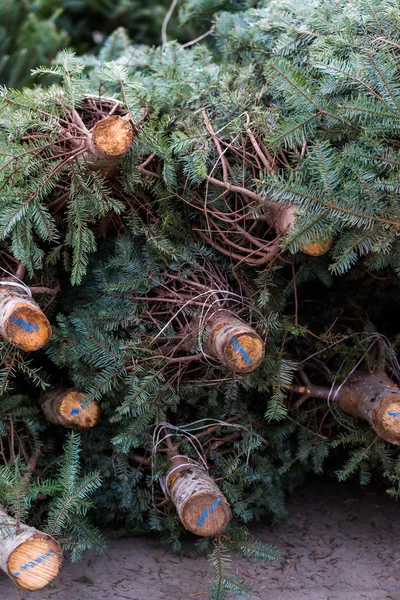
<box><xmin>82</xmin><ymin>115</ymin><xmax>134</xmax><ymax>174</ymax></box>
<box><xmin>0</xmin><ymin>283</ymin><xmax>51</xmax><ymax>351</ymax></box>
<box><xmin>0</xmin><ymin>507</ymin><xmax>63</xmax><ymax>591</ymax></box>
<box><xmin>41</xmin><ymin>387</ymin><xmax>100</xmax><ymax>430</ymax></box>
<box><xmin>339</xmin><ymin>371</ymin><xmax>400</xmax><ymax>445</ymax></box>
<box><xmin>204</xmin><ymin>311</ymin><xmax>264</xmax><ymax>373</ymax></box>
<box><xmin>166</xmin><ymin>457</ymin><xmax>231</xmax><ymax>537</ymax></box>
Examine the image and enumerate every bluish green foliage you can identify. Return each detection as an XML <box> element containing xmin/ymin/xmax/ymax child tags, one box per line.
<box><xmin>0</xmin><ymin>407</ymin><xmax>103</xmax><ymax>558</ymax></box>
<box><xmin>0</xmin><ymin>0</ymin><xmax>193</xmax><ymax>88</ymax></box>
<box><xmin>0</xmin><ymin>0</ymin><xmax>68</xmax><ymax>88</ymax></box>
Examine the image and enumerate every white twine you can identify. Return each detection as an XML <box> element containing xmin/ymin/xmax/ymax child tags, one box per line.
<box><xmin>0</xmin><ymin>268</ymin><xmax>31</xmax><ymax>297</ymax></box>
<box><xmin>150</xmin><ymin>285</ymin><xmax>265</xmax><ymax>368</ymax></box>
<box><xmin>150</xmin><ymin>418</ymin><xmax>261</xmax><ymax>505</ymax></box>
<box><xmin>303</xmin><ymin>333</ymin><xmax>388</xmax><ymax>433</ymax></box>
<box><xmin>161</xmin><ymin>457</ymin><xmax>205</xmax><ymax>498</ymax></box>
<box><xmin>84</xmin><ymin>94</ymin><xmax>123</xmax><ymax>105</ymax></box>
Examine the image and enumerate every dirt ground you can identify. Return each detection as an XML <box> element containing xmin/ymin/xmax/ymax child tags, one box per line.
<box><xmin>1</xmin><ymin>481</ymin><xmax>399</xmax><ymax>600</ymax></box>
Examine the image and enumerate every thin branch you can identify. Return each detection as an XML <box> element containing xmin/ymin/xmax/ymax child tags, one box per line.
<box><xmin>161</xmin><ymin>0</ymin><xmax>179</xmax><ymax>44</ymax></box>
<box><xmin>182</xmin><ymin>29</ymin><xmax>213</xmax><ymax>48</ymax></box>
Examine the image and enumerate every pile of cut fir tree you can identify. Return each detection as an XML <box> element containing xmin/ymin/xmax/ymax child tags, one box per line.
<box><xmin>0</xmin><ymin>0</ymin><xmax>400</xmax><ymax>597</ymax></box>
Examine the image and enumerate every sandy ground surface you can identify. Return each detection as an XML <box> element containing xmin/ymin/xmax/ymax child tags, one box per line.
<box><xmin>1</xmin><ymin>481</ymin><xmax>399</xmax><ymax>600</ymax></box>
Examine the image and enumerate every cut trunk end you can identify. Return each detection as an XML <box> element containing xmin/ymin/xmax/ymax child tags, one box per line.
<box><xmin>86</xmin><ymin>116</ymin><xmax>134</xmax><ymax>174</ymax></box>
<box><xmin>0</xmin><ymin>286</ymin><xmax>51</xmax><ymax>351</ymax></box>
<box><xmin>204</xmin><ymin>313</ymin><xmax>264</xmax><ymax>373</ymax></box>
<box><xmin>0</xmin><ymin>507</ymin><xmax>63</xmax><ymax>591</ymax></box>
<box><xmin>8</xmin><ymin>534</ymin><xmax>63</xmax><ymax>591</ymax></box>
<box><xmin>373</xmin><ymin>395</ymin><xmax>400</xmax><ymax>445</ymax></box>
<box><xmin>41</xmin><ymin>387</ymin><xmax>100</xmax><ymax>430</ymax></box>
<box><xmin>166</xmin><ymin>458</ymin><xmax>231</xmax><ymax>537</ymax></box>
<box><xmin>302</xmin><ymin>237</ymin><xmax>333</xmax><ymax>256</ymax></box>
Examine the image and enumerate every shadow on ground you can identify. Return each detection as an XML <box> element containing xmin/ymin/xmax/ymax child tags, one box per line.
<box><xmin>1</xmin><ymin>482</ymin><xmax>399</xmax><ymax>600</ymax></box>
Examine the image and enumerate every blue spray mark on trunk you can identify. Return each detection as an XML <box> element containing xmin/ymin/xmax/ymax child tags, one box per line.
<box><xmin>230</xmin><ymin>337</ymin><xmax>252</xmax><ymax>364</ymax></box>
<box><xmin>12</xmin><ymin>549</ymin><xmax>57</xmax><ymax>577</ymax></box>
<box><xmin>69</xmin><ymin>403</ymin><xmax>86</xmax><ymax>417</ymax></box>
<box><xmin>388</xmin><ymin>411</ymin><xmax>400</xmax><ymax>418</ymax></box>
<box><xmin>197</xmin><ymin>498</ymin><xmax>221</xmax><ymax>527</ymax></box>
<box><xmin>10</xmin><ymin>316</ymin><xmax>39</xmax><ymax>333</ymax></box>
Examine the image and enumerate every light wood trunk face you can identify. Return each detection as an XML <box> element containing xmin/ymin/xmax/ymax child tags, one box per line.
<box><xmin>376</xmin><ymin>397</ymin><xmax>400</xmax><ymax>444</ymax></box>
<box><xmin>167</xmin><ymin>462</ymin><xmax>231</xmax><ymax>537</ymax></box>
<box><xmin>0</xmin><ymin>508</ymin><xmax>63</xmax><ymax>591</ymax></box>
<box><xmin>204</xmin><ymin>312</ymin><xmax>264</xmax><ymax>373</ymax></box>
<box><xmin>0</xmin><ymin>287</ymin><xmax>51</xmax><ymax>351</ymax></box>
<box><xmin>8</xmin><ymin>535</ymin><xmax>63</xmax><ymax>591</ymax></box>
<box><xmin>42</xmin><ymin>387</ymin><xmax>100</xmax><ymax>430</ymax></box>
<box><xmin>301</xmin><ymin>236</ymin><xmax>333</xmax><ymax>256</ymax></box>
<box><xmin>84</xmin><ymin>116</ymin><xmax>134</xmax><ymax>174</ymax></box>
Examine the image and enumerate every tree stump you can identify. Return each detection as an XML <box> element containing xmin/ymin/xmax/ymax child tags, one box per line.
<box><xmin>0</xmin><ymin>507</ymin><xmax>63</xmax><ymax>591</ymax></box>
<box><xmin>83</xmin><ymin>115</ymin><xmax>134</xmax><ymax>174</ymax></box>
<box><xmin>339</xmin><ymin>371</ymin><xmax>400</xmax><ymax>445</ymax></box>
<box><xmin>41</xmin><ymin>387</ymin><xmax>100</xmax><ymax>430</ymax></box>
<box><xmin>0</xmin><ymin>283</ymin><xmax>51</xmax><ymax>351</ymax></box>
<box><xmin>166</xmin><ymin>457</ymin><xmax>231</xmax><ymax>537</ymax></box>
<box><xmin>204</xmin><ymin>312</ymin><xmax>264</xmax><ymax>373</ymax></box>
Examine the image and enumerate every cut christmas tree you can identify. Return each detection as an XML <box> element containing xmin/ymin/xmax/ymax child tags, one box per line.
<box><xmin>0</xmin><ymin>0</ymin><xmax>400</xmax><ymax>597</ymax></box>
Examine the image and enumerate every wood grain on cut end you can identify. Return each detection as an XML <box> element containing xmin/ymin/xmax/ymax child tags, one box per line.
<box><xmin>8</xmin><ymin>534</ymin><xmax>63</xmax><ymax>591</ymax></box>
<box><xmin>59</xmin><ymin>390</ymin><xmax>100</xmax><ymax>430</ymax></box>
<box><xmin>302</xmin><ymin>237</ymin><xmax>333</xmax><ymax>256</ymax></box>
<box><xmin>4</xmin><ymin>302</ymin><xmax>51</xmax><ymax>351</ymax></box>
<box><xmin>167</xmin><ymin>460</ymin><xmax>232</xmax><ymax>537</ymax></box>
<box><xmin>92</xmin><ymin>116</ymin><xmax>133</xmax><ymax>157</ymax></box>
<box><xmin>224</xmin><ymin>331</ymin><xmax>265</xmax><ymax>373</ymax></box>
<box><xmin>375</xmin><ymin>396</ymin><xmax>400</xmax><ymax>445</ymax></box>
<box><xmin>180</xmin><ymin>491</ymin><xmax>232</xmax><ymax>537</ymax></box>
<box><xmin>205</xmin><ymin>313</ymin><xmax>265</xmax><ymax>374</ymax></box>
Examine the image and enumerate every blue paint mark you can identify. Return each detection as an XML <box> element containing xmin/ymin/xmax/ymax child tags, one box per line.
<box><xmin>230</xmin><ymin>337</ymin><xmax>252</xmax><ymax>365</ymax></box>
<box><xmin>12</xmin><ymin>549</ymin><xmax>57</xmax><ymax>578</ymax></box>
<box><xmin>388</xmin><ymin>411</ymin><xmax>400</xmax><ymax>418</ymax></box>
<box><xmin>10</xmin><ymin>316</ymin><xmax>39</xmax><ymax>333</ymax></box>
<box><xmin>197</xmin><ymin>498</ymin><xmax>221</xmax><ymax>527</ymax></box>
<box><xmin>70</xmin><ymin>403</ymin><xmax>88</xmax><ymax>417</ymax></box>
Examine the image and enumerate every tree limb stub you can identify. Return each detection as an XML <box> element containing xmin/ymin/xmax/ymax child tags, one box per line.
<box><xmin>0</xmin><ymin>507</ymin><xmax>63</xmax><ymax>591</ymax></box>
<box><xmin>0</xmin><ymin>283</ymin><xmax>51</xmax><ymax>351</ymax></box>
<box><xmin>82</xmin><ymin>115</ymin><xmax>134</xmax><ymax>175</ymax></box>
<box><xmin>41</xmin><ymin>387</ymin><xmax>100</xmax><ymax>430</ymax></box>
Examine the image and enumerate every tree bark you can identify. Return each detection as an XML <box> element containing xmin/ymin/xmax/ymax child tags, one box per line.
<box><xmin>165</xmin><ymin>457</ymin><xmax>231</xmax><ymax>537</ymax></box>
<box><xmin>291</xmin><ymin>370</ymin><xmax>400</xmax><ymax>444</ymax></box>
<box><xmin>338</xmin><ymin>371</ymin><xmax>400</xmax><ymax>445</ymax></box>
<box><xmin>203</xmin><ymin>310</ymin><xmax>264</xmax><ymax>373</ymax></box>
<box><xmin>41</xmin><ymin>387</ymin><xmax>100</xmax><ymax>430</ymax></box>
<box><xmin>0</xmin><ymin>507</ymin><xmax>63</xmax><ymax>591</ymax></box>
<box><xmin>0</xmin><ymin>283</ymin><xmax>51</xmax><ymax>351</ymax></box>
